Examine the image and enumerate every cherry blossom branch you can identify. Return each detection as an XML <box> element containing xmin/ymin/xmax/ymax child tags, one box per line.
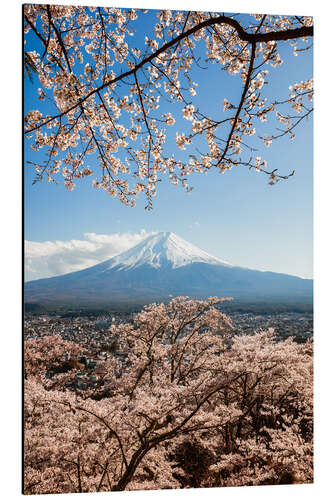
<box><xmin>217</xmin><ymin>41</ymin><xmax>257</xmax><ymax>166</ymax></box>
<box><xmin>97</xmin><ymin>8</ymin><xmax>108</xmax><ymax>83</ymax></box>
<box><xmin>25</xmin><ymin>16</ymin><xmax>313</xmax><ymax>135</ymax></box>
<box><xmin>134</xmin><ymin>71</ymin><xmax>153</xmax><ymax>175</ymax></box>
<box><xmin>165</xmin><ymin>10</ymin><xmax>191</xmax><ymax>73</ymax></box>
<box><xmin>47</xmin><ymin>6</ymin><xmax>72</xmax><ymax>73</ymax></box>
<box><xmin>112</xmin><ymin>372</ymin><xmax>245</xmax><ymax>491</ymax></box>
<box><xmin>24</xmin><ymin>14</ymin><xmax>65</xmax><ymax>72</ymax></box>
<box><xmin>72</xmin><ymin>404</ymin><xmax>129</xmax><ymax>469</ymax></box>
<box><xmin>41</xmin><ymin>8</ymin><xmax>52</xmax><ymax>62</ymax></box>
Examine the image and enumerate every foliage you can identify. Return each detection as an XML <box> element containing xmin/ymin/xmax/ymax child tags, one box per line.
<box><xmin>24</xmin><ymin>297</ymin><xmax>313</xmax><ymax>494</ymax></box>
<box><xmin>24</xmin><ymin>6</ymin><xmax>313</xmax><ymax>208</ymax></box>
<box><xmin>24</xmin><ymin>51</ymin><xmax>39</xmax><ymax>82</ymax></box>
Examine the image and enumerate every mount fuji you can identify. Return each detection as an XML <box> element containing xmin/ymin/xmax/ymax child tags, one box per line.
<box><xmin>25</xmin><ymin>232</ymin><xmax>313</xmax><ymax>307</ymax></box>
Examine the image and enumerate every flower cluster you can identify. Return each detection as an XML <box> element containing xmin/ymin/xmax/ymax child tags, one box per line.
<box><xmin>24</xmin><ymin>6</ymin><xmax>313</xmax><ymax>206</ymax></box>
<box><xmin>24</xmin><ymin>297</ymin><xmax>313</xmax><ymax>494</ymax></box>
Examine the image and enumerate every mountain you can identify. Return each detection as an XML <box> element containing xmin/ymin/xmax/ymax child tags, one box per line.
<box><xmin>96</xmin><ymin>232</ymin><xmax>231</xmax><ymax>271</ymax></box>
<box><xmin>25</xmin><ymin>232</ymin><xmax>313</xmax><ymax>307</ymax></box>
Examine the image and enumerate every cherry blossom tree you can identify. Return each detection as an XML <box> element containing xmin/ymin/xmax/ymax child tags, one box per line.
<box><xmin>24</xmin><ymin>333</ymin><xmax>84</xmax><ymax>380</ymax></box>
<box><xmin>24</xmin><ymin>297</ymin><xmax>313</xmax><ymax>494</ymax></box>
<box><xmin>24</xmin><ymin>5</ymin><xmax>313</xmax><ymax>208</ymax></box>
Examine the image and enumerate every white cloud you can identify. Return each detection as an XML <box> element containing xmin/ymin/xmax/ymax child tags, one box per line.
<box><xmin>25</xmin><ymin>230</ymin><xmax>156</xmax><ymax>281</ymax></box>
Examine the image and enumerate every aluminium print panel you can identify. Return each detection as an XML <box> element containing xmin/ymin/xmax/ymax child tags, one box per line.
<box><xmin>24</xmin><ymin>2</ymin><xmax>313</xmax><ymax>495</ymax></box>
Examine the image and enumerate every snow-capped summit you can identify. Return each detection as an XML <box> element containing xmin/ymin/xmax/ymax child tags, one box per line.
<box><xmin>104</xmin><ymin>231</ymin><xmax>232</xmax><ymax>271</ymax></box>
<box><xmin>25</xmin><ymin>231</ymin><xmax>313</xmax><ymax>308</ymax></box>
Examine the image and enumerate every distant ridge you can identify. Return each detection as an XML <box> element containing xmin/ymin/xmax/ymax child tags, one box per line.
<box><xmin>25</xmin><ymin>232</ymin><xmax>313</xmax><ymax>307</ymax></box>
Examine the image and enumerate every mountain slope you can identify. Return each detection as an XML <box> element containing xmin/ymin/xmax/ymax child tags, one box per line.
<box><xmin>25</xmin><ymin>232</ymin><xmax>313</xmax><ymax>307</ymax></box>
<box><xmin>101</xmin><ymin>232</ymin><xmax>232</xmax><ymax>270</ymax></box>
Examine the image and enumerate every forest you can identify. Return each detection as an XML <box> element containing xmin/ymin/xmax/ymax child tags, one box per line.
<box><xmin>24</xmin><ymin>296</ymin><xmax>313</xmax><ymax>493</ymax></box>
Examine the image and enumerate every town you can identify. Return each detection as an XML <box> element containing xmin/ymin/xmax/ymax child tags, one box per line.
<box><xmin>24</xmin><ymin>308</ymin><xmax>313</xmax><ymax>348</ymax></box>
<box><xmin>227</xmin><ymin>310</ymin><xmax>313</xmax><ymax>342</ymax></box>
<box><xmin>24</xmin><ymin>308</ymin><xmax>313</xmax><ymax>397</ymax></box>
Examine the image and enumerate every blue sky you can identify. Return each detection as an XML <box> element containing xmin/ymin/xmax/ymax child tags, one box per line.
<box><xmin>24</xmin><ymin>5</ymin><xmax>313</xmax><ymax>281</ymax></box>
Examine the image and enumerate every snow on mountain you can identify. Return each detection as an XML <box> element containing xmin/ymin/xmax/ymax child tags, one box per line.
<box><xmin>104</xmin><ymin>231</ymin><xmax>232</xmax><ymax>271</ymax></box>
<box><xmin>25</xmin><ymin>231</ymin><xmax>313</xmax><ymax>307</ymax></box>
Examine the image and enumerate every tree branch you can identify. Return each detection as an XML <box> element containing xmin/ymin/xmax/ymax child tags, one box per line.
<box><xmin>218</xmin><ymin>41</ymin><xmax>257</xmax><ymax>165</ymax></box>
<box><xmin>25</xmin><ymin>16</ymin><xmax>313</xmax><ymax>134</ymax></box>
